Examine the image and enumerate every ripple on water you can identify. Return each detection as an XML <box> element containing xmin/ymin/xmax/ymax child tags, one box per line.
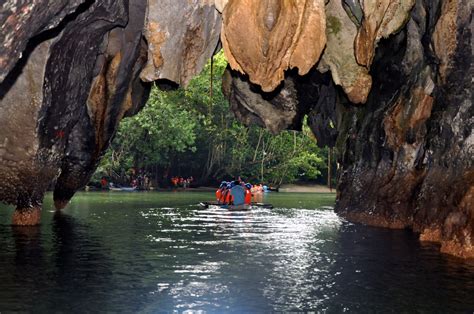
<box><xmin>1</xmin><ymin>193</ymin><xmax>474</xmax><ymax>312</ymax></box>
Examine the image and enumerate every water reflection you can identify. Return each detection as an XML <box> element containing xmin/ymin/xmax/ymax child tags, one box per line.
<box><xmin>0</xmin><ymin>192</ymin><xmax>473</xmax><ymax>312</ymax></box>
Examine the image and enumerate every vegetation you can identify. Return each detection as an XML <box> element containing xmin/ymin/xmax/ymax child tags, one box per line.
<box><xmin>94</xmin><ymin>51</ymin><xmax>330</xmax><ymax>187</ymax></box>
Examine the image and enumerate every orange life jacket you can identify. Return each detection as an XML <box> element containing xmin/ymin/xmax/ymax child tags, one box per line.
<box><xmin>225</xmin><ymin>191</ymin><xmax>232</xmax><ymax>204</ymax></box>
<box><xmin>244</xmin><ymin>189</ymin><xmax>251</xmax><ymax>204</ymax></box>
<box><xmin>219</xmin><ymin>189</ymin><xmax>228</xmax><ymax>204</ymax></box>
<box><xmin>216</xmin><ymin>189</ymin><xmax>222</xmax><ymax>201</ymax></box>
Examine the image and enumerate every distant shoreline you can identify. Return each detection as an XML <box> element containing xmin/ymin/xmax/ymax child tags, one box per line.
<box><xmin>84</xmin><ymin>184</ymin><xmax>336</xmax><ymax>193</ymax></box>
<box><xmin>188</xmin><ymin>184</ymin><xmax>336</xmax><ymax>193</ymax></box>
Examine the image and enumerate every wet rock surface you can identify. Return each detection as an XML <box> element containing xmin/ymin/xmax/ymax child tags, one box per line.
<box><xmin>334</xmin><ymin>0</ymin><xmax>473</xmax><ymax>258</ymax></box>
<box><xmin>0</xmin><ymin>0</ymin><xmax>472</xmax><ymax>258</ymax></box>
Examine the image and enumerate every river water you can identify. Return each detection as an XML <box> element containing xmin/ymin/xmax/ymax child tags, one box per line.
<box><xmin>0</xmin><ymin>191</ymin><xmax>473</xmax><ymax>312</ymax></box>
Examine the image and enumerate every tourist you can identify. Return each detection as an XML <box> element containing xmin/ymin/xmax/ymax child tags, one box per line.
<box><xmin>244</xmin><ymin>183</ymin><xmax>252</xmax><ymax>205</ymax></box>
<box><xmin>100</xmin><ymin>177</ymin><xmax>108</xmax><ymax>189</ymax></box>
<box><xmin>230</xmin><ymin>180</ymin><xmax>245</xmax><ymax>206</ymax></box>
<box><xmin>216</xmin><ymin>181</ymin><xmax>227</xmax><ymax>201</ymax></box>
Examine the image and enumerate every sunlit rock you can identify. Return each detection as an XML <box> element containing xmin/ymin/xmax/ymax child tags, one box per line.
<box><xmin>221</xmin><ymin>0</ymin><xmax>326</xmax><ymax>92</ymax></box>
<box><xmin>12</xmin><ymin>206</ymin><xmax>41</xmax><ymax>226</ymax></box>
<box><xmin>354</xmin><ymin>0</ymin><xmax>415</xmax><ymax>68</ymax></box>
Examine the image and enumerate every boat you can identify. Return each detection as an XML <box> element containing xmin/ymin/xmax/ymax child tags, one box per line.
<box><xmin>109</xmin><ymin>186</ymin><xmax>137</xmax><ymax>192</ymax></box>
<box><xmin>199</xmin><ymin>201</ymin><xmax>273</xmax><ymax>210</ymax></box>
<box><xmin>120</xmin><ymin>187</ymin><xmax>137</xmax><ymax>192</ymax></box>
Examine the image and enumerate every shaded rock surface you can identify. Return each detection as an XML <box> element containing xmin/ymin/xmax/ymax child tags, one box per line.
<box><xmin>0</xmin><ymin>0</ymin><xmax>472</xmax><ymax>258</ymax></box>
<box><xmin>139</xmin><ymin>0</ymin><xmax>222</xmax><ymax>87</ymax></box>
<box><xmin>334</xmin><ymin>0</ymin><xmax>473</xmax><ymax>258</ymax></box>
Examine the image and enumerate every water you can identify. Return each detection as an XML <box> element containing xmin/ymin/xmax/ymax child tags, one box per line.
<box><xmin>0</xmin><ymin>191</ymin><xmax>473</xmax><ymax>312</ymax></box>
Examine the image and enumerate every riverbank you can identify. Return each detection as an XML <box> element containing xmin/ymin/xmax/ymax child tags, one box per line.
<box><xmin>278</xmin><ymin>183</ymin><xmax>335</xmax><ymax>193</ymax></box>
<box><xmin>191</xmin><ymin>183</ymin><xmax>335</xmax><ymax>193</ymax></box>
<box><xmin>86</xmin><ymin>183</ymin><xmax>335</xmax><ymax>193</ymax></box>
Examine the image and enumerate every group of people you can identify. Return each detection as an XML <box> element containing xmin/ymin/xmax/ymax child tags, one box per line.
<box><xmin>215</xmin><ymin>180</ymin><xmax>255</xmax><ymax>206</ymax></box>
<box><xmin>100</xmin><ymin>173</ymin><xmax>152</xmax><ymax>190</ymax></box>
<box><xmin>171</xmin><ymin>176</ymin><xmax>194</xmax><ymax>188</ymax></box>
<box><xmin>250</xmin><ymin>184</ymin><xmax>267</xmax><ymax>194</ymax></box>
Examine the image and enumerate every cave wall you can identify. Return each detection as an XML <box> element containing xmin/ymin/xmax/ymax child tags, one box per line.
<box><xmin>0</xmin><ymin>0</ymin><xmax>222</xmax><ymax>223</ymax></box>
<box><xmin>220</xmin><ymin>0</ymin><xmax>473</xmax><ymax>258</ymax></box>
<box><xmin>0</xmin><ymin>0</ymin><xmax>472</xmax><ymax>257</ymax></box>
<box><xmin>334</xmin><ymin>0</ymin><xmax>473</xmax><ymax>258</ymax></box>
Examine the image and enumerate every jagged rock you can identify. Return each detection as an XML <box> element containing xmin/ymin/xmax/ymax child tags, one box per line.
<box><xmin>139</xmin><ymin>0</ymin><xmax>221</xmax><ymax>87</ymax></box>
<box><xmin>223</xmin><ymin>67</ymin><xmax>302</xmax><ymax>134</ymax></box>
<box><xmin>318</xmin><ymin>0</ymin><xmax>372</xmax><ymax>104</ymax></box>
<box><xmin>223</xmin><ymin>65</ymin><xmax>337</xmax><ymax>146</ymax></box>
<box><xmin>354</xmin><ymin>0</ymin><xmax>415</xmax><ymax>67</ymax></box>
<box><xmin>335</xmin><ymin>0</ymin><xmax>473</xmax><ymax>258</ymax></box>
<box><xmin>0</xmin><ymin>0</ymin><xmax>85</xmax><ymax>82</ymax></box>
<box><xmin>0</xmin><ymin>0</ymin><xmax>151</xmax><ymax>221</ymax></box>
<box><xmin>432</xmin><ymin>0</ymin><xmax>463</xmax><ymax>83</ymax></box>
<box><xmin>221</xmin><ymin>0</ymin><xmax>326</xmax><ymax>92</ymax></box>
<box><xmin>51</xmin><ymin>0</ymin><xmax>150</xmax><ymax>208</ymax></box>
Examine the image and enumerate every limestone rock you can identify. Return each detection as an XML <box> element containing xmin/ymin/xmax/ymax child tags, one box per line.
<box><xmin>223</xmin><ymin>68</ymin><xmax>302</xmax><ymax>134</ymax></box>
<box><xmin>355</xmin><ymin>0</ymin><xmax>415</xmax><ymax>67</ymax></box>
<box><xmin>0</xmin><ymin>38</ymin><xmax>57</xmax><ymax>209</ymax></box>
<box><xmin>140</xmin><ymin>0</ymin><xmax>222</xmax><ymax>87</ymax></box>
<box><xmin>433</xmin><ymin>0</ymin><xmax>467</xmax><ymax>83</ymax></box>
<box><xmin>221</xmin><ymin>0</ymin><xmax>326</xmax><ymax>92</ymax></box>
<box><xmin>51</xmin><ymin>0</ymin><xmax>150</xmax><ymax>206</ymax></box>
<box><xmin>0</xmin><ymin>0</ymin><xmax>85</xmax><ymax>82</ymax></box>
<box><xmin>225</xmin><ymin>66</ymin><xmax>337</xmax><ymax>145</ymax></box>
<box><xmin>335</xmin><ymin>0</ymin><xmax>473</xmax><ymax>259</ymax></box>
<box><xmin>214</xmin><ymin>0</ymin><xmax>229</xmax><ymax>12</ymax></box>
<box><xmin>319</xmin><ymin>0</ymin><xmax>372</xmax><ymax>104</ymax></box>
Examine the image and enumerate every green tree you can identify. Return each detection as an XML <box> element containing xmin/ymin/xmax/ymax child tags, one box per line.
<box><xmin>95</xmin><ymin>50</ymin><xmax>328</xmax><ymax>187</ymax></box>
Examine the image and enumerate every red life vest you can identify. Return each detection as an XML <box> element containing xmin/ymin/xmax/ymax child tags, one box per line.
<box><xmin>225</xmin><ymin>191</ymin><xmax>232</xmax><ymax>204</ymax></box>
<box><xmin>244</xmin><ymin>189</ymin><xmax>251</xmax><ymax>204</ymax></box>
<box><xmin>219</xmin><ymin>189</ymin><xmax>228</xmax><ymax>204</ymax></box>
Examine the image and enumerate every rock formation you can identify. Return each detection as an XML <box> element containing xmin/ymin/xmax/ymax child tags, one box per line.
<box><xmin>0</xmin><ymin>0</ymin><xmax>472</xmax><ymax>258</ymax></box>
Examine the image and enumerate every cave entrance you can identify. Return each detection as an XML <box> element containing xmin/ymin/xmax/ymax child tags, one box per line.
<box><xmin>91</xmin><ymin>50</ymin><xmax>338</xmax><ymax>193</ymax></box>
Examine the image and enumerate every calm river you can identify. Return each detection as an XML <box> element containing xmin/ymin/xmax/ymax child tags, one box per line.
<box><xmin>0</xmin><ymin>191</ymin><xmax>473</xmax><ymax>312</ymax></box>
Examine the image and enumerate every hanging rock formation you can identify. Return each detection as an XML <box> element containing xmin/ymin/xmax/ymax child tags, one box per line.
<box><xmin>0</xmin><ymin>0</ymin><xmax>472</xmax><ymax>258</ymax></box>
<box><xmin>221</xmin><ymin>0</ymin><xmax>327</xmax><ymax>92</ymax></box>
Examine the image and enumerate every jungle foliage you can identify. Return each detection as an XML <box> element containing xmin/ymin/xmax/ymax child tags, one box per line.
<box><xmin>94</xmin><ymin>51</ymin><xmax>329</xmax><ymax>186</ymax></box>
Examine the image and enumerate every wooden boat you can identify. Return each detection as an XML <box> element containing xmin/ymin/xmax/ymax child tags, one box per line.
<box><xmin>199</xmin><ymin>201</ymin><xmax>273</xmax><ymax>210</ymax></box>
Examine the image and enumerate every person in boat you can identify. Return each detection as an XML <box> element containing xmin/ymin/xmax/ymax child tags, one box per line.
<box><xmin>224</xmin><ymin>183</ymin><xmax>233</xmax><ymax>204</ymax></box>
<box><xmin>230</xmin><ymin>180</ymin><xmax>245</xmax><ymax>206</ymax></box>
<box><xmin>216</xmin><ymin>181</ymin><xmax>226</xmax><ymax>202</ymax></box>
<box><xmin>218</xmin><ymin>183</ymin><xmax>230</xmax><ymax>204</ymax></box>
<box><xmin>244</xmin><ymin>183</ymin><xmax>252</xmax><ymax>205</ymax></box>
